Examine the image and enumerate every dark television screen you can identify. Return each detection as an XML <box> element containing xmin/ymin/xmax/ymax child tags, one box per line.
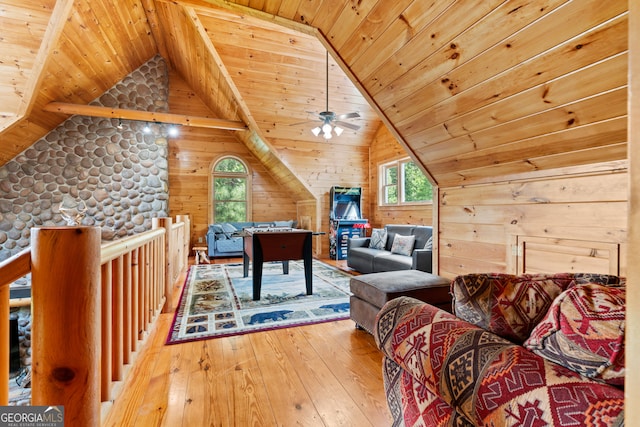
<box><xmin>334</xmin><ymin>201</ymin><xmax>360</xmax><ymax>219</ymax></box>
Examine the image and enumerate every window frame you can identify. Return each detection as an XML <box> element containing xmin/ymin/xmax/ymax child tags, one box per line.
<box><xmin>210</xmin><ymin>155</ymin><xmax>252</xmax><ymax>223</ymax></box>
<box><xmin>379</xmin><ymin>158</ymin><xmax>433</xmax><ymax>206</ymax></box>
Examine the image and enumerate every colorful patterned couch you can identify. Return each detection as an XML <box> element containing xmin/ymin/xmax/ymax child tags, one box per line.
<box><xmin>374</xmin><ymin>273</ymin><xmax>625</xmax><ymax>427</ymax></box>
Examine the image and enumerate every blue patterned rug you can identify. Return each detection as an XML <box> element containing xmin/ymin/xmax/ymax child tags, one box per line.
<box><xmin>166</xmin><ymin>260</ymin><xmax>353</xmax><ymax>344</ymax></box>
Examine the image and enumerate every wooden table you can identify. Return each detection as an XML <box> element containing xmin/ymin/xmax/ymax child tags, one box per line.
<box><xmin>242</xmin><ymin>229</ymin><xmax>313</xmax><ymax>300</ymax></box>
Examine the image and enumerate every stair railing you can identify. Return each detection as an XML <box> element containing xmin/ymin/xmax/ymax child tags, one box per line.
<box><xmin>0</xmin><ymin>215</ymin><xmax>190</xmax><ymax>425</ymax></box>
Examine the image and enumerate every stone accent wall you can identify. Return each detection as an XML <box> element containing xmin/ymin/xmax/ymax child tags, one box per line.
<box><xmin>1</xmin><ymin>56</ymin><xmax>172</xmax><ymax>397</ymax></box>
<box><xmin>0</xmin><ymin>55</ymin><xmax>170</xmax><ymax>262</ymax></box>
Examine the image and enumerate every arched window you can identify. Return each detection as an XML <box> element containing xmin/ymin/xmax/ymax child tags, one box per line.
<box><xmin>211</xmin><ymin>156</ymin><xmax>251</xmax><ymax>223</ymax></box>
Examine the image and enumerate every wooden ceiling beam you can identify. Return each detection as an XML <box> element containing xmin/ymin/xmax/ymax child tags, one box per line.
<box><xmin>43</xmin><ymin>101</ymin><xmax>247</xmax><ymax>131</ymax></box>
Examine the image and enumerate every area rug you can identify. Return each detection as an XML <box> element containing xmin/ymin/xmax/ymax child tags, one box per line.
<box><xmin>166</xmin><ymin>260</ymin><xmax>353</xmax><ymax>344</ymax></box>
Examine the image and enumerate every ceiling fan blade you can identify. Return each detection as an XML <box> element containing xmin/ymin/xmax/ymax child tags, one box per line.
<box><xmin>289</xmin><ymin>119</ymin><xmax>321</xmax><ymax>126</ymax></box>
<box><xmin>336</xmin><ymin>112</ymin><xmax>360</xmax><ymax>120</ymax></box>
<box><xmin>334</xmin><ymin>121</ymin><xmax>360</xmax><ymax>131</ymax></box>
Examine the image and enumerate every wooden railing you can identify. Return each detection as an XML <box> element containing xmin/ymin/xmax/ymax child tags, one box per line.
<box><xmin>0</xmin><ymin>215</ymin><xmax>190</xmax><ymax>425</ymax></box>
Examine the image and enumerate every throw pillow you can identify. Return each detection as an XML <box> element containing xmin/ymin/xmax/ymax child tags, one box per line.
<box><xmin>423</xmin><ymin>236</ymin><xmax>433</xmax><ymax>250</ymax></box>
<box><xmin>370</xmin><ymin>228</ymin><xmax>388</xmax><ymax>250</ymax></box>
<box><xmin>390</xmin><ymin>234</ymin><xmax>415</xmax><ymax>256</ymax></box>
<box><xmin>220</xmin><ymin>222</ymin><xmax>238</xmax><ymax>239</ymax></box>
<box><xmin>523</xmin><ymin>283</ymin><xmax>625</xmax><ymax>386</ymax></box>
<box><xmin>451</xmin><ymin>273</ymin><xmax>577</xmax><ymax>344</ymax></box>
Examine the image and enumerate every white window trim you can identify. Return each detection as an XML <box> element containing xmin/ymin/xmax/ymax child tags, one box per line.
<box><xmin>379</xmin><ymin>157</ymin><xmax>433</xmax><ymax>206</ymax></box>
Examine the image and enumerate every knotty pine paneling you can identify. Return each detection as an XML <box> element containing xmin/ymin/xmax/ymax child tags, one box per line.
<box><xmin>368</xmin><ymin>124</ymin><xmax>434</xmax><ymax>229</ymax></box>
<box><xmin>168</xmin><ymin>71</ymin><xmax>297</xmax><ymax>245</ymax></box>
<box><xmin>438</xmin><ymin>170</ymin><xmax>628</xmax><ymax>280</ymax></box>
<box><xmin>271</xmin><ymin>134</ymin><xmax>371</xmax><ymax>256</ymax></box>
<box><xmin>417</xmin><ymin>53</ymin><xmax>628</xmax><ymax>148</ymax></box>
<box><xmin>517</xmin><ymin>236</ymin><xmax>620</xmax><ymax>275</ymax></box>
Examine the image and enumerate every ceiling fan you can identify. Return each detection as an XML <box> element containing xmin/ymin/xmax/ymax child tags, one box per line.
<box><xmin>293</xmin><ymin>51</ymin><xmax>360</xmax><ymax>139</ymax></box>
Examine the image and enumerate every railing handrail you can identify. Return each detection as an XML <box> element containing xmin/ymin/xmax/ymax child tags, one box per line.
<box><xmin>0</xmin><ymin>228</ymin><xmax>173</xmax><ymax>288</ymax></box>
<box><xmin>0</xmin><ymin>248</ymin><xmax>32</xmax><ymax>289</ymax></box>
<box><xmin>100</xmin><ymin>228</ymin><xmax>165</xmax><ymax>264</ymax></box>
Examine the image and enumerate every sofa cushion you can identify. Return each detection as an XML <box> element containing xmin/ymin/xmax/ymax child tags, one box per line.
<box><xmin>524</xmin><ymin>283</ymin><xmax>625</xmax><ymax>386</ymax></box>
<box><xmin>347</xmin><ymin>247</ymin><xmax>380</xmax><ymax>273</ymax></box>
<box><xmin>452</xmin><ymin>273</ymin><xmax>574</xmax><ymax>344</ymax></box>
<box><xmin>233</xmin><ymin>221</ymin><xmax>254</xmax><ymax>230</ymax></box>
<box><xmin>452</xmin><ymin>273</ymin><xmax>623</xmax><ymax>345</ymax></box>
<box><xmin>390</xmin><ymin>234</ymin><xmax>415</xmax><ymax>256</ymax></box>
<box><xmin>370</xmin><ymin>228</ymin><xmax>387</xmax><ymax>250</ymax></box>
<box><xmin>372</xmin><ymin>252</ymin><xmax>412</xmax><ymax>272</ymax></box>
<box><xmin>220</xmin><ymin>222</ymin><xmax>238</xmax><ymax>238</ymax></box>
<box><xmin>215</xmin><ymin>237</ymin><xmax>243</xmax><ymax>253</ymax></box>
<box><xmin>209</xmin><ymin>224</ymin><xmax>224</xmax><ymax>234</ymax></box>
<box><xmin>411</xmin><ymin>226</ymin><xmax>432</xmax><ymax>250</ymax></box>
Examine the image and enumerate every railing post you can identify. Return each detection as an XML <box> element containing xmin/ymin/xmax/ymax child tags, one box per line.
<box><xmin>177</xmin><ymin>214</ymin><xmax>191</xmax><ymax>270</ymax></box>
<box><xmin>0</xmin><ymin>284</ymin><xmax>8</xmax><ymax>405</ymax></box>
<box><xmin>31</xmin><ymin>226</ymin><xmax>101</xmax><ymax>426</ymax></box>
<box><xmin>152</xmin><ymin>217</ymin><xmax>172</xmax><ymax>312</ymax></box>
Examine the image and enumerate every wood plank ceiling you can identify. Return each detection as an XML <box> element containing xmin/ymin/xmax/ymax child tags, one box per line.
<box><xmin>0</xmin><ymin>0</ymin><xmax>628</xmax><ymax>190</ymax></box>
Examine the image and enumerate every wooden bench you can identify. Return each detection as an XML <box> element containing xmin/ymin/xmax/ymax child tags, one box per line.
<box><xmin>192</xmin><ymin>246</ymin><xmax>209</xmax><ymax>264</ymax></box>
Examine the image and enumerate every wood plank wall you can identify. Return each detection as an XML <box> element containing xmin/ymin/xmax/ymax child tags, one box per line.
<box><xmin>626</xmin><ymin>0</ymin><xmax>639</xmax><ymax>412</ymax></box>
<box><xmin>167</xmin><ymin>71</ymin><xmax>297</xmax><ymax>246</ymax></box>
<box><xmin>269</xmin><ymin>136</ymin><xmax>370</xmax><ymax>256</ymax></box>
<box><xmin>438</xmin><ymin>168</ymin><xmax>628</xmax><ymax>280</ymax></box>
<box><xmin>369</xmin><ymin>125</ymin><xmax>434</xmax><ymax>228</ymax></box>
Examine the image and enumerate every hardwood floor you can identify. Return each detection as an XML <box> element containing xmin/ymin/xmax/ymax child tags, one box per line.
<box><xmin>102</xmin><ymin>258</ymin><xmax>392</xmax><ymax>426</ymax></box>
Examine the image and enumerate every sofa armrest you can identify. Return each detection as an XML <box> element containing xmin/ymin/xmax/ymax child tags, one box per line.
<box><xmin>206</xmin><ymin>229</ymin><xmax>217</xmax><ymax>257</ymax></box>
<box><xmin>347</xmin><ymin>237</ymin><xmax>370</xmax><ymax>249</ymax></box>
<box><xmin>374</xmin><ymin>296</ymin><xmax>624</xmax><ymax>426</ymax></box>
<box><xmin>411</xmin><ymin>248</ymin><xmax>432</xmax><ymax>272</ymax></box>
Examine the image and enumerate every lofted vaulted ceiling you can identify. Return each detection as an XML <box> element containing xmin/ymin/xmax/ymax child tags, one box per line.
<box><xmin>0</xmin><ymin>0</ymin><xmax>629</xmax><ymax>192</ymax></box>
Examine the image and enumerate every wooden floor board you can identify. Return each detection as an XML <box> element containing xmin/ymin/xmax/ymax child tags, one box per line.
<box><xmin>302</xmin><ymin>322</ymin><xmax>391</xmax><ymax>426</ymax></box>
<box><xmin>274</xmin><ymin>326</ymin><xmax>373</xmax><ymax>426</ymax></box>
<box><xmin>102</xmin><ymin>258</ymin><xmax>392</xmax><ymax>426</ymax></box>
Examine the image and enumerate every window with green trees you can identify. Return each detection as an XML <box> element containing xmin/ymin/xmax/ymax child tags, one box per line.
<box><xmin>212</xmin><ymin>156</ymin><xmax>250</xmax><ymax>223</ymax></box>
<box><xmin>380</xmin><ymin>158</ymin><xmax>433</xmax><ymax>205</ymax></box>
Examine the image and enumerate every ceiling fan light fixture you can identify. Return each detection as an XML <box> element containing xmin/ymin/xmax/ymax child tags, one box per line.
<box><xmin>302</xmin><ymin>51</ymin><xmax>360</xmax><ymax>139</ymax></box>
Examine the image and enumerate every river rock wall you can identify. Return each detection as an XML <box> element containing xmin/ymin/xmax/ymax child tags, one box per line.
<box><xmin>0</xmin><ymin>55</ymin><xmax>171</xmax><ymax>262</ymax></box>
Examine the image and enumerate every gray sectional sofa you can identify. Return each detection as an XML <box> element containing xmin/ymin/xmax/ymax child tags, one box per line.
<box><xmin>206</xmin><ymin>220</ymin><xmax>297</xmax><ymax>258</ymax></box>
<box><xmin>346</xmin><ymin>224</ymin><xmax>434</xmax><ymax>273</ymax></box>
